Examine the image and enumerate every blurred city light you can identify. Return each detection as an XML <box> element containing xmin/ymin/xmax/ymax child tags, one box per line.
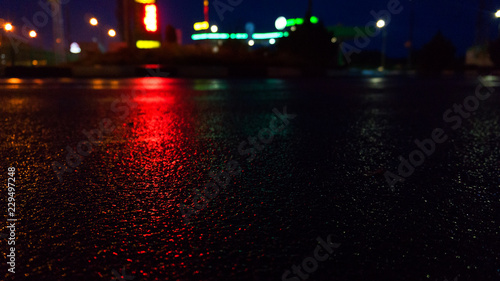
<box><xmin>194</xmin><ymin>21</ymin><xmax>209</xmax><ymax>31</ymax></box>
<box><xmin>29</xmin><ymin>30</ymin><xmax>37</xmax><ymax>38</ymax></box>
<box><xmin>248</xmin><ymin>40</ymin><xmax>255</xmax><ymax>46</ymax></box>
<box><xmin>269</xmin><ymin>38</ymin><xmax>276</xmax><ymax>45</ymax></box>
<box><xmin>89</xmin><ymin>18</ymin><xmax>98</xmax><ymax>26</ymax></box>
<box><xmin>331</xmin><ymin>37</ymin><xmax>337</xmax><ymax>43</ymax></box>
<box><xmin>108</xmin><ymin>29</ymin><xmax>116</xmax><ymax>37</ymax></box>
<box><xmin>70</xmin><ymin>42</ymin><xmax>81</xmax><ymax>54</ymax></box>
<box><xmin>211</xmin><ymin>25</ymin><xmax>218</xmax><ymax>33</ymax></box>
<box><xmin>310</xmin><ymin>16</ymin><xmax>319</xmax><ymax>24</ymax></box>
<box><xmin>144</xmin><ymin>4</ymin><xmax>158</xmax><ymax>32</ymax></box>
<box><xmin>191</xmin><ymin>33</ymin><xmax>230</xmax><ymax>40</ymax></box>
<box><xmin>275</xmin><ymin>17</ymin><xmax>287</xmax><ymax>30</ymax></box>
<box><xmin>496</xmin><ymin>10</ymin><xmax>500</xmax><ymax>18</ymax></box>
<box><xmin>376</xmin><ymin>19</ymin><xmax>386</xmax><ymax>28</ymax></box>
<box><xmin>4</xmin><ymin>23</ymin><xmax>13</xmax><ymax>31</ymax></box>
<box><xmin>136</xmin><ymin>40</ymin><xmax>161</xmax><ymax>49</ymax></box>
<box><xmin>229</xmin><ymin>33</ymin><xmax>249</xmax><ymax>39</ymax></box>
<box><xmin>252</xmin><ymin>32</ymin><xmax>288</xmax><ymax>39</ymax></box>
<box><xmin>286</xmin><ymin>18</ymin><xmax>305</xmax><ymax>27</ymax></box>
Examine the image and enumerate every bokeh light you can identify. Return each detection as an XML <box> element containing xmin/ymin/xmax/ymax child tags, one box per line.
<box><xmin>275</xmin><ymin>16</ymin><xmax>287</xmax><ymax>30</ymax></box>
<box><xmin>89</xmin><ymin>18</ymin><xmax>98</xmax><ymax>26</ymax></box>
<box><xmin>108</xmin><ymin>29</ymin><xmax>116</xmax><ymax>37</ymax></box>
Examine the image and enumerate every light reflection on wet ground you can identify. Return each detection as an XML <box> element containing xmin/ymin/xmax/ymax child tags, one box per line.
<box><xmin>0</xmin><ymin>76</ymin><xmax>499</xmax><ymax>281</ymax></box>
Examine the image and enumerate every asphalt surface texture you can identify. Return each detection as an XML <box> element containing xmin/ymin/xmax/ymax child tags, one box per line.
<box><xmin>0</xmin><ymin>76</ymin><xmax>499</xmax><ymax>281</ymax></box>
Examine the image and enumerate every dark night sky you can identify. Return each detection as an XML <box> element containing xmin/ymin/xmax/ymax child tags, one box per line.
<box><xmin>1</xmin><ymin>0</ymin><xmax>500</xmax><ymax>58</ymax></box>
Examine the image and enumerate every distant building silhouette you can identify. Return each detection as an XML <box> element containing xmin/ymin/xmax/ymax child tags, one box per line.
<box><xmin>305</xmin><ymin>0</ymin><xmax>313</xmax><ymax>21</ymax></box>
<box><xmin>117</xmin><ymin>0</ymin><xmax>133</xmax><ymax>46</ymax></box>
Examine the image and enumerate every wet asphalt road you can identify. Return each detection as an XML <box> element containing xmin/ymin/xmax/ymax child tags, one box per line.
<box><xmin>0</xmin><ymin>76</ymin><xmax>499</xmax><ymax>281</ymax></box>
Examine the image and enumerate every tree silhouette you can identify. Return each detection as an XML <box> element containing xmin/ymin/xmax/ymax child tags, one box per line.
<box><xmin>277</xmin><ymin>21</ymin><xmax>338</xmax><ymax>66</ymax></box>
<box><xmin>417</xmin><ymin>31</ymin><xmax>456</xmax><ymax>72</ymax></box>
<box><xmin>488</xmin><ymin>36</ymin><xmax>500</xmax><ymax>67</ymax></box>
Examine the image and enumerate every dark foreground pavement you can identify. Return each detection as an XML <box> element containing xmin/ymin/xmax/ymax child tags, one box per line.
<box><xmin>0</xmin><ymin>76</ymin><xmax>499</xmax><ymax>281</ymax></box>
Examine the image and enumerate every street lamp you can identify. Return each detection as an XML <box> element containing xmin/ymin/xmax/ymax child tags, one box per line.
<box><xmin>108</xmin><ymin>29</ymin><xmax>116</xmax><ymax>37</ymax></box>
<box><xmin>89</xmin><ymin>18</ymin><xmax>98</xmax><ymax>26</ymax></box>
<box><xmin>4</xmin><ymin>23</ymin><xmax>13</xmax><ymax>32</ymax></box>
<box><xmin>275</xmin><ymin>17</ymin><xmax>287</xmax><ymax>30</ymax></box>
<box><xmin>495</xmin><ymin>10</ymin><xmax>500</xmax><ymax>36</ymax></box>
<box><xmin>27</xmin><ymin>30</ymin><xmax>38</xmax><ymax>66</ymax></box>
<box><xmin>2</xmin><ymin>23</ymin><xmax>16</xmax><ymax>66</ymax></box>
<box><xmin>377</xmin><ymin>19</ymin><xmax>387</xmax><ymax>71</ymax></box>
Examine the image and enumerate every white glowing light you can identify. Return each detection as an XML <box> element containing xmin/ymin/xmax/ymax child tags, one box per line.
<box><xmin>275</xmin><ymin>17</ymin><xmax>287</xmax><ymax>30</ymax></box>
<box><xmin>70</xmin><ymin>42</ymin><xmax>81</xmax><ymax>54</ymax></box>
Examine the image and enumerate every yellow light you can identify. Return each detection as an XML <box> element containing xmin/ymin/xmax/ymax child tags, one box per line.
<box><xmin>144</xmin><ymin>4</ymin><xmax>158</xmax><ymax>32</ymax></box>
<box><xmin>135</xmin><ymin>0</ymin><xmax>156</xmax><ymax>3</ymax></box>
<box><xmin>496</xmin><ymin>10</ymin><xmax>500</xmax><ymax>18</ymax></box>
<box><xmin>32</xmin><ymin>60</ymin><xmax>38</xmax><ymax>66</ymax></box>
<box><xmin>29</xmin><ymin>30</ymin><xmax>37</xmax><ymax>38</ymax></box>
<box><xmin>136</xmin><ymin>40</ymin><xmax>161</xmax><ymax>49</ymax></box>
<box><xmin>376</xmin><ymin>19</ymin><xmax>386</xmax><ymax>28</ymax></box>
<box><xmin>4</xmin><ymin>23</ymin><xmax>13</xmax><ymax>32</ymax></box>
<box><xmin>90</xmin><ymin>18</ymin><xmax>98</xmax><ymax>26</ymax></box>
<box><xmin>210</xmin><ymin>25</ymin><xmax>218</xmax><ymax>33</ymax></box>
<box><xmin>248</xmin><ymin>40</ymin><xmax>255</xmax><ymax>46</ymax></box>
<box><xmin>108</xmin><ymin>29</ymin><xmax>116</xmax><ymax>37</ymax></box>
<box><xmin>194</xmin><ymin>21</ymin><xmax>209</xmax><ymax>31</ymax></box>
<box><xmin>204</xmin><ymin>0</ymin><xmax>208</xmax><ymax>6</ymax></box>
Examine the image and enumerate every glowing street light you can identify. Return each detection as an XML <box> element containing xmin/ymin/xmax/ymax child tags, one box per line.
<box><xmin>89</xmin><ymin>18</ymin><xmax>98</xmax><ymax>26</ymax></box>
<box><xmin>4</xmin><ymin>23</ymin><xmax>13</xmax><ymax>32</ymax></box>
<box><xmin>29</xmin><ymin>30</ymin><xmax>37</xmax><ymax>38</ymax></box>
<box><xmin>70</xmin><ymin>42</ymin><xmax>81</xmax><ymax>54</ymax></box>
<box><xmin>496</xmin><ymin>10</ymin><xmax>500</xmax><ymax>18</ymax></box>
<box><xmin>275</xmin><ymin>16</ymin><xmax>287</xmax><ymax>30</ymax></box>
<box><xmin>377</xmin><ymin>19</ymin><xmax>388</xmax><ymax>71</ymax></box>
<box><xmin>269</xmin><ymin>38</ymin><xmax>276</xmax><ymax>45</ymax></box>
<box><xmin>108</xmin><ymin>29</ymin><xmax>116</xmax><ymax>37</ymax></box>
<box><xmin>210</xmin><ymin>25</ymin><xmax>218</xmax><ymax>33</ymax></box>
<box><xmin>248</xmin><ymin>40</ymin><xmax>255</xmax><ymax>46</ymax></box>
